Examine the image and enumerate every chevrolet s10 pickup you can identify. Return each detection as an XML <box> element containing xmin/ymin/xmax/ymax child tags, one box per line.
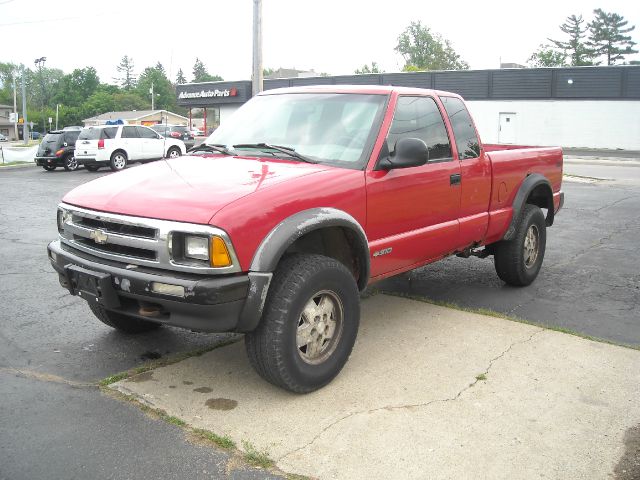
<box><xmin>48</xmin><ymin>85</ymin><xmax>564</xmax><ymax>392</ymax></box>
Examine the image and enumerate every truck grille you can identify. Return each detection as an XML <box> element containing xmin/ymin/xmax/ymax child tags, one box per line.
<box><xmin>73</xmin><ymin>235</ymin><xmax>157</xmax><ymax>260</ymax></box>
<box><xmin>74</xmin><ymin>216</ymin><xmax>157</xmax><ymax>239</ymax></box>
<box><xmin>57</xmin><ymin>203</ymin><xmax>241</xmax><ymax>275</ymax></box>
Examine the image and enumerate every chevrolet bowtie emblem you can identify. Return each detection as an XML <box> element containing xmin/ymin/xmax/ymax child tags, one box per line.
<box><xmin>90</xmin><ymin>229</ymin><xmax>108</xmax><ymax>245</ymax></box>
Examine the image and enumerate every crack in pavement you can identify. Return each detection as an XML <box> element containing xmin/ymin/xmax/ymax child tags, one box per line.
<box><xmin>0</xmin><ymin>367</ymin><xmax>96</xmax><ymax>389</ymax></box>
<box><xmin>277</xmin><ymin>328</ymin><xmax>546</xmax><ymax>463</ymax></box>
<box><xmin>595</xmin><ymin>195</ymin><xmax>638</xmax><ymax>212</ymax></box>
<box><xmin>550</xmin><ymin>222</ymin><xmax>640</xmax><ymax>270</ymax></box>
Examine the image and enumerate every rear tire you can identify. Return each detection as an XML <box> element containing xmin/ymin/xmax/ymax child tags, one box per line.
<box><xmin>494</xmin><ymin>204</ymin><xmax>546</xmax><ymax>286</ymax></box>
<box><xmin>110</xmin><ymin>151</ymin><xmax>128</xmax><ymax>171</ymax></box>
<box><xmin>245</xmin><ymin>254</ymin><xmax>360</xmax><ymax>393</ymax></box>
<box><xmin>63</xmin><ymin>155</ymin><xmax>79</xmax><ymax>171</ymax></box>
<box><xmin>166</xmin><ymin>147</ymin><xmax>181</xmax><ymax>159</ymax></box>
<box><xmin>85</xmin><ymin>164</ymin><xmax>100</xmax><ymax>172</ymax></box>
<box><xmin>88</xmin><ymin>303</ymin><xmax>161</xmax><ymax>334</ymax></box>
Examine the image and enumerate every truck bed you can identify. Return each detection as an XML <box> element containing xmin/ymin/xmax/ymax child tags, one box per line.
<box><xmin>482</xmin><ymin>144</ymin><xmax>564</xmax><ymax>244</ymax></box>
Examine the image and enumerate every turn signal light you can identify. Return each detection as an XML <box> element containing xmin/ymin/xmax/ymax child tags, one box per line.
<box><xmin>210</xmin><ymin>236</ymin><xmax>231</xmax><ymax>267</ymax></box>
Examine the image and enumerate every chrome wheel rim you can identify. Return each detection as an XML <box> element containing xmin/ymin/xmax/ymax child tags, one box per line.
<box><xmin>524</xmin><ymin>224</ymin><xmax>539</xmax><ymax>268</ymax></box>
<box><xmin>113</xmin><ymin>155</ymin><xmax>126</xmax><ymax>169</ymax></box>
<box><xmin>67</xmin><ymin>157</ymin><xmax>77</xmax><ymax>169</ymax></box>
<box><xmin>168</xmin><ymin>149</ymin><xmax>179</xmax><ymax>158</ymax></box>
<box><xmin>296</xmin><ymin>290</ymin><xmax>344</xmax><ymax>365</ymax></box>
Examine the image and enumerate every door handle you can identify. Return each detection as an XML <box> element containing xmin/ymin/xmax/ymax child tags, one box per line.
<box><xmin>450</xmin><ymin>174</ymin><xmax>461</xmax><ymax>186</ymax></box>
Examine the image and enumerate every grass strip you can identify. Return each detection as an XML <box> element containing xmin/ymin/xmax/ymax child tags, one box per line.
<box><xmin>380</xmin><ymin>290</ymin><xmax>640</xmax><ymax>351</ymax></box>
<box><xmin>98</xmin><ymin>336</ymin><xmax>240</xmax><ymax>386</ymax></box>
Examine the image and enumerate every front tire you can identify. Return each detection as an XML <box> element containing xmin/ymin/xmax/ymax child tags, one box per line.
<box><xmin>494</xmin><ymin>204</ymin><xmax>547</xmax><ymax>286</ymax></box>
<box><xmin>110</xmin><ymin>151</ymin><xmax>128</xmax><ymax>171</ymax></box>
<box><xmin>245</xmin><ymin>254</ymin><xmax>360</xmax><ymax>393</ymax></box>
<box><xmin>63</xmin><ymin>155</ymin><xmax>79</xmax><ymax>171</ymax></box>
<box><xmin>88</xmin><ymin>303</ymin><xmax>161</xmax><ymax>334</ymax></box>
<box><xmin>166</xmin><ymin>147</ymin><xmax>181</xmax><ymax>159</ymax></box>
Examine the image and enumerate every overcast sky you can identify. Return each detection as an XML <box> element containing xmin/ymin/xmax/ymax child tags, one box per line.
<box><xmin>1</xmin><ymin>0</ymin><xmax>638</xmax><ymax>83</ymax></box>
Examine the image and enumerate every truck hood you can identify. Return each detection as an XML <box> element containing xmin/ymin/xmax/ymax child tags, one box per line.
<box><xmin>62</xmin><ymin>155</ymin><xmax>333</xmax><ymax>224</ymax></box>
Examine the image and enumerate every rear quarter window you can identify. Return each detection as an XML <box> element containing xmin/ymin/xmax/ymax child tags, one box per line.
<box><xmin>64</xmin><ymin>131</ymin><xmax>80</xmax><ymax>144</ymax></box>
<box><xmin>439</xmin><ymin>96</ymin><xmax>480</xmax><ymax>159</ymax></box>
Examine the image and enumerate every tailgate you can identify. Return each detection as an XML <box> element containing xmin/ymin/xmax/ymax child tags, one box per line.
<box><xmin>75</xmin><ymin>139</ymin><xmax>99</xmax><ymax>157</ymax></box>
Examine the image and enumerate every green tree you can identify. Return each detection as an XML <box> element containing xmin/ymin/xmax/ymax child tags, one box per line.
<box><xmin>192</xmin><ymin>58</ymin><xmax>223</xmax><ymax>82</ymax></box>
<box><xmin>136</xmin><ymin>64</ymin><xmax>176</xmax><ymax>111</ymax></box>
<box><xmin>549</xmin><ymin>15</ymin><xmax>595</xmax><ymax>66</ymax></box>
<box><xmin>53</xmin><ymin>67</ymin><xmax>100</xmax><ymax>107</ymax></box>
<box><xmin>176</xmin><ymin>68</ymin><xmax>186</xmax><ymax>84</ymax></box>
<box><xmin>115</xmin><ymin>55</ymin><xmax>136</xmax><ymax>90</ymax></box>
<box><xmin>395</xmin><ymin>21</ymin><xmax>469</xmax><ymax>71</ymax></box>
<box><xmin>354</xmin><ymin>62</ymin><xmax>383</xmax><ymax>74</ymax></box>
<box><xmin>527</xmin><ymin>44</ymin><xmax>568</xmax><ymax>67</ymax></box>
<box><xmin>588</xmin><ymin>9</ymin><xmax>638</xmax><ymax>65</ymax></box>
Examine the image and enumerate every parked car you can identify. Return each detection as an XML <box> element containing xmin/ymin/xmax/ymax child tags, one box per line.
<box><xmin>151</xmin><ymin>124</ymin><xmax>195</xmax><ymax>150</ymax></box>
<box><xmin>49</xmin><ymin>85</ymin><xmax>564</xmax><ymax>393</ymax></box>
<box><xmin>190</xmin><ymin>128</ymin><xmax>204</xmax><ymax>137</ymax></box>
<box><xmin>34</xmin><ymin>130</ymin><xmax>81</xmax><ymax>171</ymax></box>
<box><xmin>74</xmin><ymin>124</ymin><xmax>186</xmax><ymax>171</ymax></box>
<box><xmin>30</xmin><ymin>131</ymin><xmax>42</xmax><ymax>140</ymax></box>
<box><xmin>0</xmin><ymin>133</ymin><xmax>7</xmax><ymax>142</ymax></box>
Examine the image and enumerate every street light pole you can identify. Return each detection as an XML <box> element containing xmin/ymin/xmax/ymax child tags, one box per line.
<box><xmin>21</xmin><ymin>69</ymin><xmax>28</xmax><ymax>145</ymax></box>
<box><xmin>252</xmin><ymin>0</ymin><xmax>263</xmax><ymax>96</ymax></box>
<box><xmin>34</xmin><ymin>57</ymin><xmax>47</xmax><ymax>135</ymax></box>
<box><xmin>12</xmin><ymin>75</ymin><xmax>18</xmax><ymax>140</ymax></box>
<box><xmin>150</xmin><ymin>82</ymin><xmax>154</xmax><ymax>111</ymax></box>
<box><xmin>55</xmin><ymin>104</ymin><xmax>59</xmax><ymax>130</ymax></box>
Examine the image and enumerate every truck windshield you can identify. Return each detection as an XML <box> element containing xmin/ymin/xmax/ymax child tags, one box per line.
<box><xmin>206</xmin><ymin>93</ymin><xmax>387</xmax><ymax>168</ymax></box>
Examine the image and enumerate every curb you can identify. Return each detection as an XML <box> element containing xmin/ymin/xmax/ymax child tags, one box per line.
<box><xmin>0</xmin><ymin>162</ymin><xmax>35</xmax><ymax>171</ymax></box>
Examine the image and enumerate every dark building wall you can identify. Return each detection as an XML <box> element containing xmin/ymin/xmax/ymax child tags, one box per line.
<box><xmin>175</xmin><ymin>66</ymin><xmax>640</xmax><ymax>108</ymax></box>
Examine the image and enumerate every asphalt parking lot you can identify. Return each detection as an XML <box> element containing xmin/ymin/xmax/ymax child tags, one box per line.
<box><xmin>380</xmin><ymin>160</ymin><xmax>640</xmax><ymax>347</ymax></box>
<box><xmin>1</xmin><ymin>159</ymin><xmax>638</xmax><ymax>479</ymax></box>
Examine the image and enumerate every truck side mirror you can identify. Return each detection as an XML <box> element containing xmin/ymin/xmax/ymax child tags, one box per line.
<box><xmin>378</xmin><ymin>137</ymin><xmax>429</xmax><ymax>170</ymax></box>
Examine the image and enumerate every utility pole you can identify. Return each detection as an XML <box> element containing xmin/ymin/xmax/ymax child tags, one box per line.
<box><xmin>12</xmin><ymin>75</ymin><xmax>18</xmax><ymax>140</ymax></box>
<box><xmin>150</xmin><ymin>81</ymin><xmax>154</xmax><ymax>110</ymax></box>
<box><xmin>34</xmin><ymin>57</ymin><xmax>47</xmax><ymax>135</ymax></box>
<box><xmin>252</xmin><ymin>0</ymin><xmax>263</xmax><ymax>96</ymax></box>
<box><xmin>21</xmin><ymin>70</ymin><xmax>28</xmax><ymax>145</ymax></box>
<box><xmin>55</xmin><ymin>104</ymin><xmax>59</xmax><ymax>130</ymax></box>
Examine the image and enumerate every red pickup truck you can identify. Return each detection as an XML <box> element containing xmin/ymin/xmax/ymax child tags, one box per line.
<box><xmin>48</xmin><ymin>85</ymin><xmax>564</xmax><ymax>393</ymax></box>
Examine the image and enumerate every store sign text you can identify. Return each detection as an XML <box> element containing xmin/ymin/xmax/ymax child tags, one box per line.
<box><xmin>178</xmin><ymin>88</ymin><xmax>238</xmax><ymax>99</ymax></box>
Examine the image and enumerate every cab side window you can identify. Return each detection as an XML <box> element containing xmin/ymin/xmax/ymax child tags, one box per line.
<box><xmin>387</xmin><ymin>96</ymin><xmax>452</xmax><ymax>161</ymax></box>
<box><xmin>439</xmin><ymin>96</ymin><xmax>480</xmax><ymax>159</ymax></box>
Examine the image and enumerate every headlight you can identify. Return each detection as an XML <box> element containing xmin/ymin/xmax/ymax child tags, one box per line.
<box><xmin>170</xmin><ymin>233</ymin><xmax>233</xmax><ymax>268</ymax></box>
<box><xmin>184</xmin><ymin>235</ymin><xmax>209</xmax><ymax>261</ymax></box>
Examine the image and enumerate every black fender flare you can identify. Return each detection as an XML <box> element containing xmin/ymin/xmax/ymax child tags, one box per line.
<box><xmin>503</xmin><ymin>173</ymin><xmax>554</xmax><ymax>241</ymax></box>
<box><xmin>236</xmin><ymin>208</ymin><xmax>370</xmax><ymax>332</ymax></box>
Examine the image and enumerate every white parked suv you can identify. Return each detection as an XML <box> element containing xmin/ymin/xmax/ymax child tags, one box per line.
<box><xmin>75</xmin><ymin>124</ymin><xmax>186</xmax><ymax>171</ymax></box>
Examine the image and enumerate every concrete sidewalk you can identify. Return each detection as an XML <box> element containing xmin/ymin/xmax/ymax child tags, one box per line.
<box><xmin>112</xmin><ymin>295</ymin><xmax>640</xmax><ymax>480</ymax></box>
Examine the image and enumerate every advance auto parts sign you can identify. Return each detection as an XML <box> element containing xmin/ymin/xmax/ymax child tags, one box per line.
<box><xmin>178</xmin><ymin>87</ymin><xmax>238</xmax><ymax>100</ymax></box>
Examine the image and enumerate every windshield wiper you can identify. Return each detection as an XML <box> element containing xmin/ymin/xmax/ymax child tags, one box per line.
<box><xmin>232</xmin><ymin>143</ymin><xmax>317</xmax><ymax>164</ymax></box>
<box><xmin>188</xmin><ymin>143</ymin><xmax>235</xmax><ymax>155</ymax></box>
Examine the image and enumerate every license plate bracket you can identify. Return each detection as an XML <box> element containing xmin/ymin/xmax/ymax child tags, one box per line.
<box><xmin>64</xmin><ymin>264</ymin><xmax>121</xmax><ymax>308</ymax></box>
